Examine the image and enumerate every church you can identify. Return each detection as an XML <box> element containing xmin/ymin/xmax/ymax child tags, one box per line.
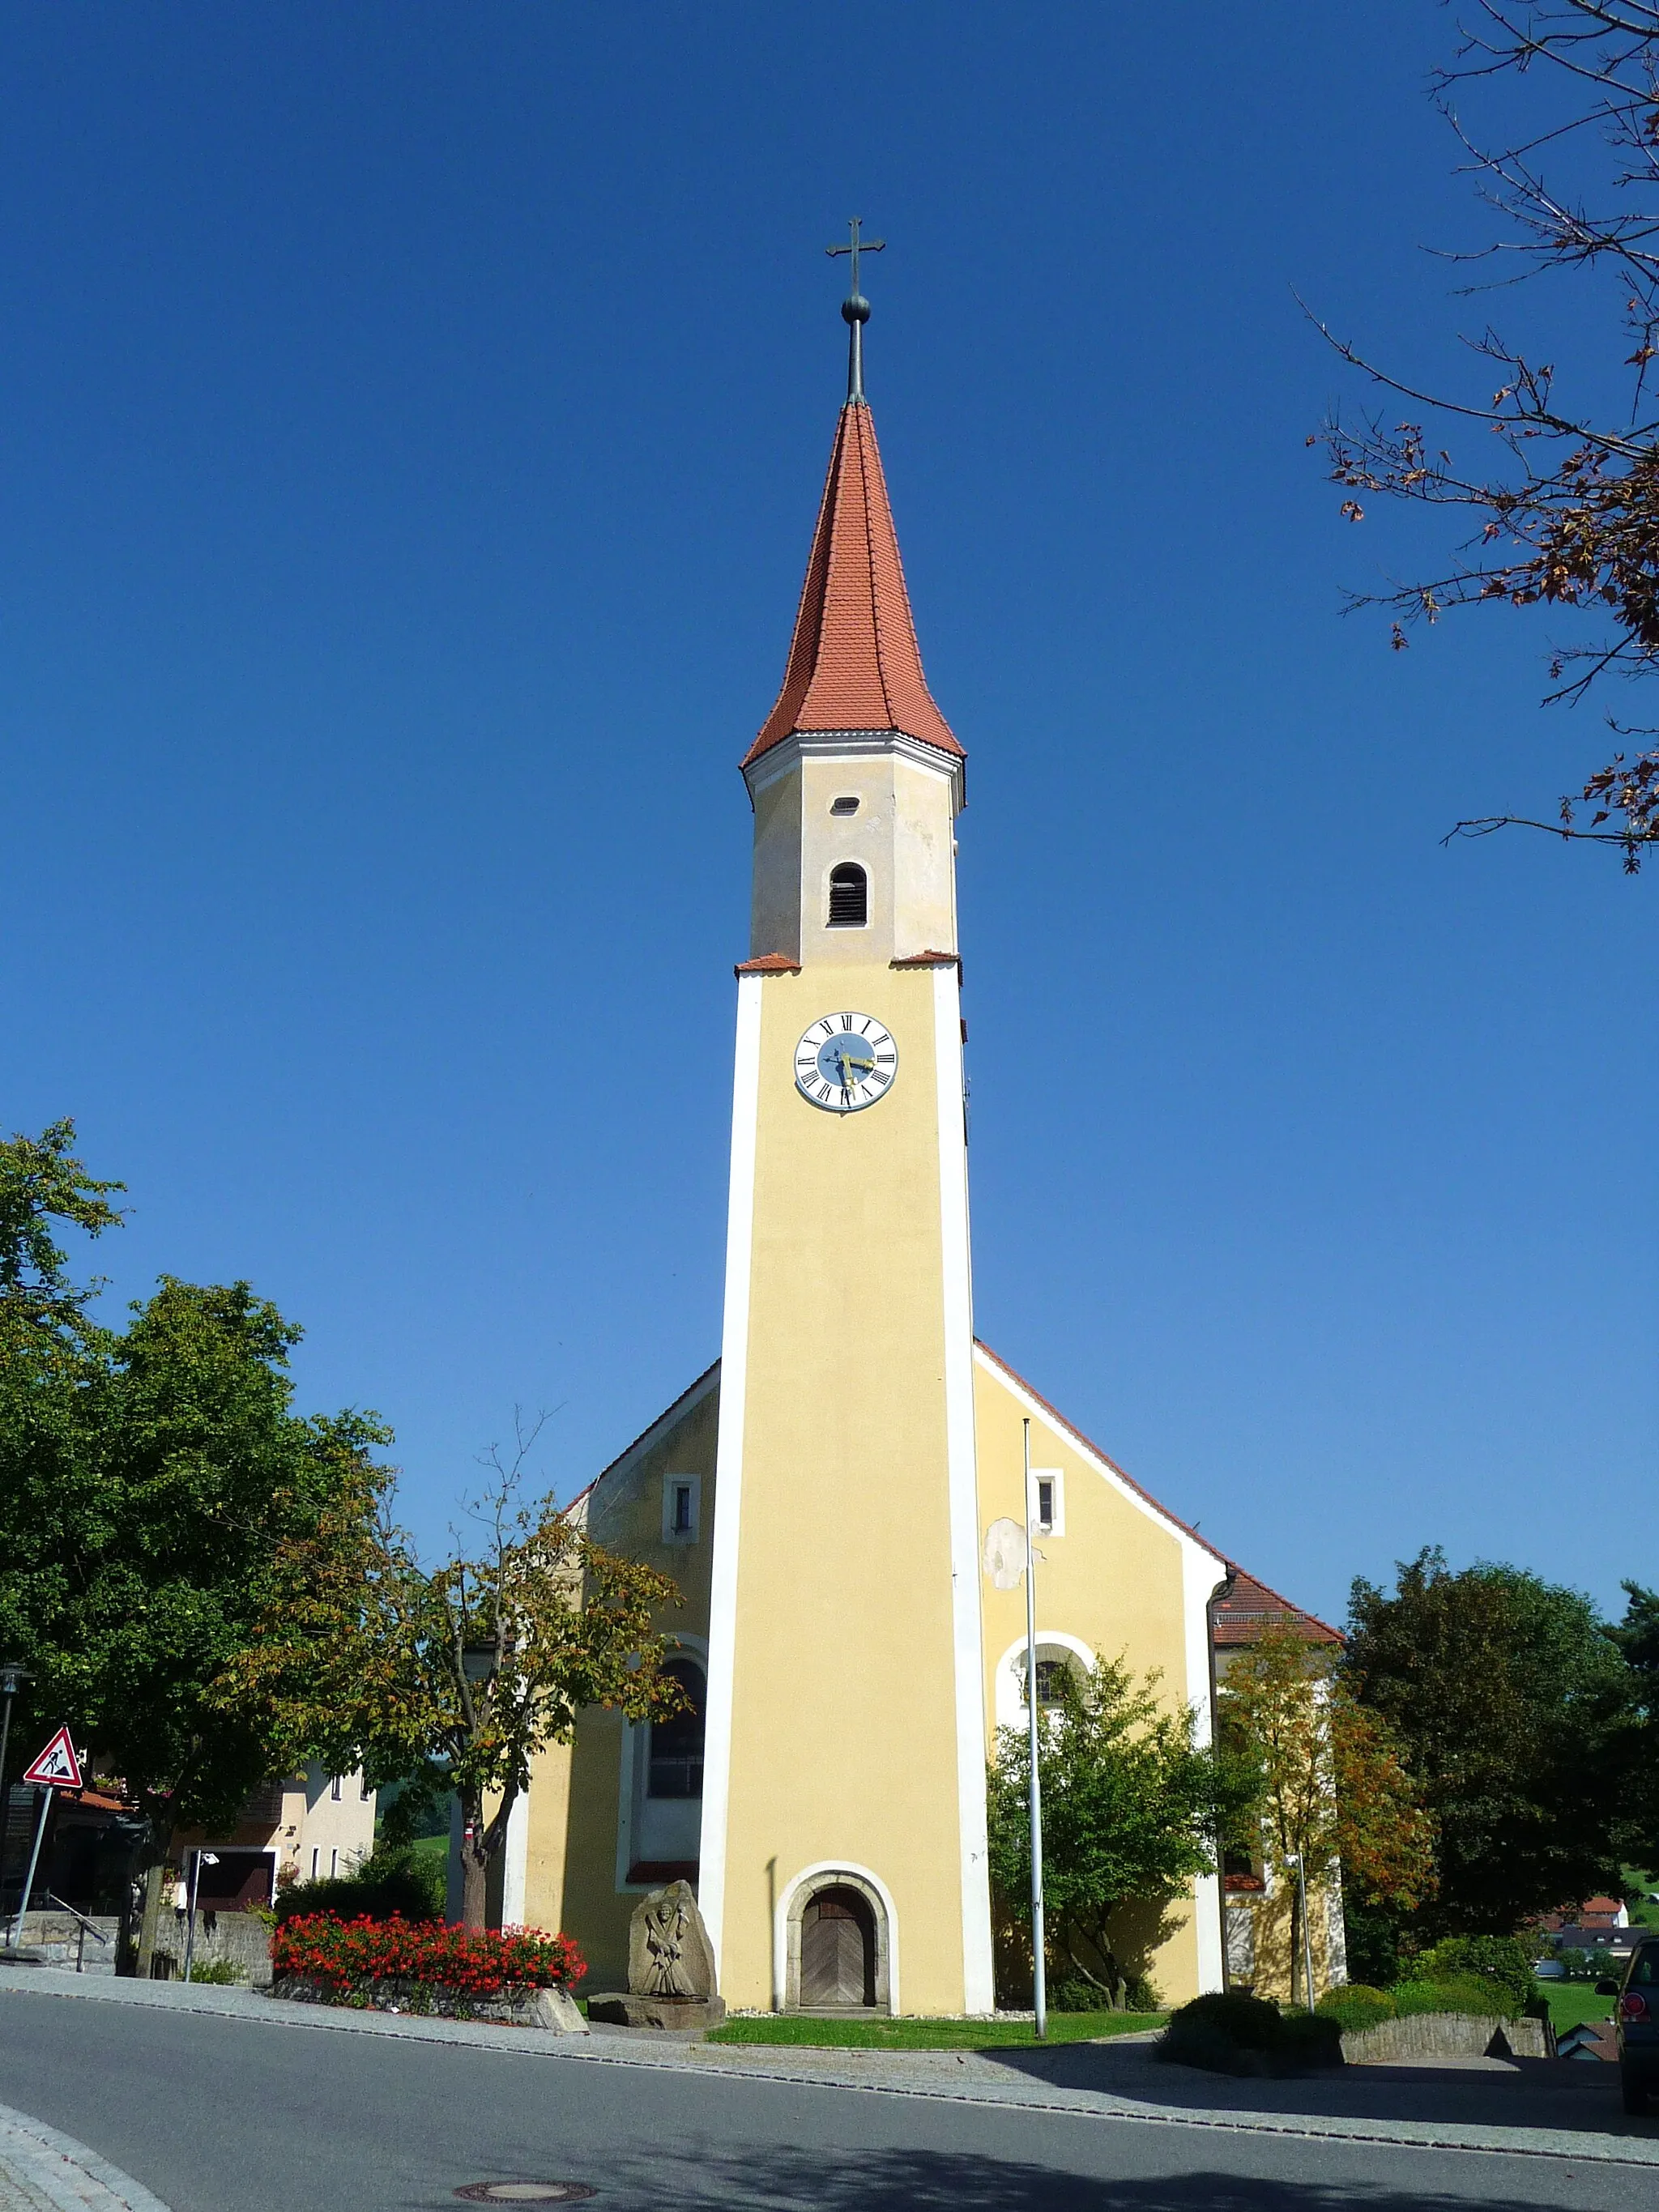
<box><xmin>504</xmin><ymin>262</ymin><xmax>1334</xmax><ymax>2017</ymax></box>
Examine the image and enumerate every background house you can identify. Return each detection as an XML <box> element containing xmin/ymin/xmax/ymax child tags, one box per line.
<box><xmin>1211</xmin><ymin>1571</ymin><xmax>1346</xmax><ymax>2001</ymax></box>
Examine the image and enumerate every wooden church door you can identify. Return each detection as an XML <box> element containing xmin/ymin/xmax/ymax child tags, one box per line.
<box><xmin>799</xmin><ymin>1886</ymin><xmax>876</xmax><ymax>2008</ymax></box>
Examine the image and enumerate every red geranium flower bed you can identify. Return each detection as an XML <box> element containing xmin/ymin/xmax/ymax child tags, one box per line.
<box><xmin>272</xmin><ymin>1913</ymin><xmax>585</xmax><ymax>1997</ymax></box>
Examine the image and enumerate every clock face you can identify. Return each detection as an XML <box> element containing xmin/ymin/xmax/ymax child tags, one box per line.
<box><xmin>794</xmin><ymin>1013</ymin><xmax>898</xmax><ymax>1113</ymax></box>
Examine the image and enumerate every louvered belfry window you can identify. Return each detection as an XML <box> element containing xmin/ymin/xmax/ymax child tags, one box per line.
<box><xmin>828</xmin><ymin>862</ymin><xmax>868</xmax><ymax>927</ymax></box>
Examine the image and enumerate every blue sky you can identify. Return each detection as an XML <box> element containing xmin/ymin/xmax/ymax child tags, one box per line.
<box><xmin>4</xmin><ymin>2</ymin><xmax>1652</xmax><ymax>1626</ymax></box>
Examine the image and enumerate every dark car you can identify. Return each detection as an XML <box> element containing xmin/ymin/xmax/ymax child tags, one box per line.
<box><xmin>1598</xmin><ymin>1937</ymin><xmax>1659</xmax><ymax>2114</ymax></box>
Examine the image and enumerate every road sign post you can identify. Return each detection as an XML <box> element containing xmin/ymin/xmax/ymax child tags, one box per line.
<box><xmin>8</xmin><ymin>1728</ymin><xmax>84</xmax><ymax>1948</ymax></box>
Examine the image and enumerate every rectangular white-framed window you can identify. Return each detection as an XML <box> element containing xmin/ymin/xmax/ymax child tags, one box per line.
<box><xmin>310</xmin><ymin>1847</ymin><xmax>320</xmax><ymax>1879</ymax></box>
<box><xmin>661</xmin><ymin>1473</ymin><xmax>701</xmax><ymax>1545</ymax></box>
<box><xmin>1032</xmin><ymin>1468</ymin><xmax>1064</xmax><ymax>1536</ymax></box>
<box><xmin>330</xmin><ymin>1848</ymin><xmax>339</xmax><ymax>1877</ymax></box>
<box><xmin>330</xmin><ymin>1775</ymin><xmax>342</xmax><ymax>1802</ymax></box>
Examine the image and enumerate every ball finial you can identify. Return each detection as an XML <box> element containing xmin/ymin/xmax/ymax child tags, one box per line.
<box><xmin>842</xmin><ymin>293</ymin><xmax>871</xmax><ymax>326</ymax></box>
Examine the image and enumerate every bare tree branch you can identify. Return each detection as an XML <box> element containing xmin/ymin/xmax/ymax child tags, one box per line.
<box><xmin>1312</xmin><ymin>2</ymin><xmax>1659</xmax><ymax>860</ymax></box>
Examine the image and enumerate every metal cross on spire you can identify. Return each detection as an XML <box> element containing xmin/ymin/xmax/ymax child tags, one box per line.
<box><xmin>826</xmin><ymin>216</ymin><xmax>885</xmax><ymax>403</ymax></box>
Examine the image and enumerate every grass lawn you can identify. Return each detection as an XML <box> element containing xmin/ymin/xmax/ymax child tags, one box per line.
<box><xmin>1624</xmin><ymin>1867</ymin><xmax>1659</xmax><ymax>1932</ymax></box>
<box><xmin>1544</xmin><ymin>1981</ymin><xmax>1617</xmax><ymax>2034</ymax></box>
<box><xmin>706</xmin><ymin>2011</ymin><xmax>1166</xmax><ymax>2050</ymax></box>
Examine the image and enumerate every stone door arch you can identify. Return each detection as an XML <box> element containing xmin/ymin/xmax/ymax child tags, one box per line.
<box><xmin>783</xmin><ymin>1869</ymin><xmax>892</xmax><ymax>2013</ymax></box>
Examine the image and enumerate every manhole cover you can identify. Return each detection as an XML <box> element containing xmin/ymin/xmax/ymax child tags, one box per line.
<box><xmin>454</xmin><ymin>2188</ymin><xmax>595</xmax><ymax>2204</ymax></box>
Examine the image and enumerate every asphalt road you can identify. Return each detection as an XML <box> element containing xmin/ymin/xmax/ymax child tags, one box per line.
<box><xmin>0</xmin><ymin>1989</ymin><xmax>1640</xmax><ymax>2212</ymax></box>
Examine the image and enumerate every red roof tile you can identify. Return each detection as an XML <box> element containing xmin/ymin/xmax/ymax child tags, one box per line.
<box><xmin>1211</xmin><ymin>1567</ymin><xmax>1344</xmax><ymax>1647</ymax></box>
<box><xmin>744</xmin><ymin>402</ymin><xmax>961</xmax><ymax>770</ymax></box>
<box><xmin>735</xmin><ymin>953</ymin><xmax>803</xmax><ymax>974</ymax></box>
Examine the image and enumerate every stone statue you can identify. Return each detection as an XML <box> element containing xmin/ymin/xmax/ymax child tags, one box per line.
<box><xmin>629</xmin><ymin>1880</ymin><xmax>717</xmax><ymax>2000</ymax></box>
<box><xmin>586</xmin><ymin>1880</ymin><xmax>725</xmax><ymax>2028</ymax></box>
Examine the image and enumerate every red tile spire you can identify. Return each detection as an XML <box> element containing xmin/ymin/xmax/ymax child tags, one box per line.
<box><xmin>744</xmin><ymin>399</ymin><xmax>962</xmax><ymax>771</ymax></box>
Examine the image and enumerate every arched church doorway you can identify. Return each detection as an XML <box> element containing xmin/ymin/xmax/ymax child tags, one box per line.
<box><xmin>783</xmin><ymin>1870</ymin><xmax>891</xmax><ymax>2012</ymax></box>
<box><xmin>800</xmin><ymin>1886</ymin><xmax>876</xmax><ymax>2007</ymax></box>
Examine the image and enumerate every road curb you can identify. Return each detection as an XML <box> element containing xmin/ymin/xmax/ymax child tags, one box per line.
<box><xmin>0</xmin><ymin>2101</ymin><xmax>174</xmax><ymax>2212</ymax></box>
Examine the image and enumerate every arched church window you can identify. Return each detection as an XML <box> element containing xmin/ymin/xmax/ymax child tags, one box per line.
<box><xmin>828</xmin><ymin>863</ymin><xmax>868</xmax><ymax>927</ymax></box>
<box><xmin>1018</xmin><ymin>1646</ymin><xmax>1083</xmax><ymax>1708</ymax></box>
<box><xmin>647</xmin><ymin>1658</ymin><xmax>705</xmax><ymax>1800</ymax></box>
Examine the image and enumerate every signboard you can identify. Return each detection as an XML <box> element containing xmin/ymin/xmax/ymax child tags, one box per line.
<box><xmin>20</xmin><ymin>1726</ymin><xmax>83</xmax><ymax>1791</ymax></box>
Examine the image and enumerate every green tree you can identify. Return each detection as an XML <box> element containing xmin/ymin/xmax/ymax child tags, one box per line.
<box><xmin>227</xmin><ymin>1417</ymin><xmax>686</xmax><ymax>1929</ymax></box>
<box><xmin>1346</xmin><ymin>1548</ymin><xmax>1640</xmax><ymax>1939</ymax></box>
<box><xmin>1222</xmin><ymin>1625</ymin><xmax>1435</xmax><ymax>2003</ymax></box>
<box><xmin>0</xmin><ymin>1119</ymin><xmax>126</xmax><ymax>1750</ymax></box>
<box><xmin>0</xmin><ymin>1123</ymin><xmax>394</xmax><ymax>1974</ymax></box>
<box><xmin>986</xmin><ymin>1653</ymin><xmax>1252</xmax><ymax>2010</ymax></box>
<box><xmin>1609</xmin><ymin>1580</ymin><xmax>1659</xmax><ymax>1869</ymax></box>
<box><xmin>0</xmin><ymin>1118</ymin><xmax>124</xmax><ymax>1342</ymax></box>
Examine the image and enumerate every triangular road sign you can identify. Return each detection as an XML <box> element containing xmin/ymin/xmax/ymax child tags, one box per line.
<box><xmin>21</xmin><ymin>1725</ymin><xmax>83</xmax><ymax>1791</ymax></box>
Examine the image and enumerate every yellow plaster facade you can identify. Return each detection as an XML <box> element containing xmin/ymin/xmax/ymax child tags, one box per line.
<box><xmin>517</xmin><ymin>1338</ymin><xmax>1232</xmax><ymax>2008</ymax></box>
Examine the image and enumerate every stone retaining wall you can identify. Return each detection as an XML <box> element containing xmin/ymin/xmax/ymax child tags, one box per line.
<box><xmin>1343</xmin><ymin>2011</ymin><xmax>1550</xmax><ymax>2064</ymax></box>
<box><xmin>152</xmin><ymin>1909</ymin><xmax>272</xmax><ymax>1986</ymax></box>
<box><xmin>271</xmin><ymin>1975</ymin><xmax>586</xmax><ymax>2033</ymax></box>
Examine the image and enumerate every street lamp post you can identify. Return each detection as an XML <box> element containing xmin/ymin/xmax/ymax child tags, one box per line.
<box><xmin>182</xmin><ymin>1850</ymin><xmax>218</xmax><ymax>1983</ymax></box>
<box><xmin>0</xmin><ymin>1663</ymin><xmax>32</xmax><ymax>1938</ymax></box>
<box><xmin>1022</xmin><ymin>1418</ymin><xmax>1047</xmax><ymax>2043</ymax></box>
<box><xmin>1286</xmin><ymin>1852</ymin><xmax>1315</xmax><ymax>2009</ymax></box>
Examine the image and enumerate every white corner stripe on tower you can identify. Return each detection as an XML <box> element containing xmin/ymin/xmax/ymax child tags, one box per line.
<box><xmin>697</xmin><ymin>971</ymin><xmax>765</xmax><ymax>1966</ymax></box>
<box><xmin>501</xmin><ymin>1786</ymin><xmax>529</xmax><ymax>1927</ymax></box>
<box><xmin>933</xmin><ymin>963</ymin><xmax>996</xmax><ymax>2014</ymax></box>
<box><xmin>1183</xmin><ymin>1538</ymin><xmax>1229</xmax><ymax>1994</ymax></box>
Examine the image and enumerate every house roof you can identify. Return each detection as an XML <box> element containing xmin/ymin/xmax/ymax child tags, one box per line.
<box><xmin>1210</xmin><ymin>1567</ymin><xmax>1344</xmax><ymax>1648</ymax></box>
<box><xmin>744</xmin><ymin>400</ymin><xmax>961</xmax><ymax>772</ymax></box>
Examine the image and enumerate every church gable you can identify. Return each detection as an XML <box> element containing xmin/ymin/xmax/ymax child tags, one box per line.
<box><xmin>578</xmin><ymin>1361</ymin><xmax>719</xmax><ymax>1636</ymax></box>
<box><xmin>971</xmin><ymin>1340</ymin><xmax>1227</xmax><ymax>1732</ymax></box>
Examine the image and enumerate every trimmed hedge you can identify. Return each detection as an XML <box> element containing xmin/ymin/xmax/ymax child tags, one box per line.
<box><xmin>1156</xmin><ymin>1993</ymin><xmax>1343</xmax><ymax>2075</ymax></box>
<box><xmin>1315</xmin><ymin>1983</ymin><xmax>1396</xmax><ymax>2035</ymax></box>
<box><xmin>1413</xmin><ymin>1936</ymin><xmax>1537</xmax><ymax>2013</ymax></box>
<box><xmin>274</xmin><ymin>1846</ymin><xmax>445</xmax><ymax>1926</ymax></box>
<box><xmin>1392</xmin><ymin>1974</ymin><xmax>1520</xmax><ymax>2021</ymax></box>
<box><xmin>271</xmin><ymin>1913</ymin><xmax>584</xmax><ymax>2000</ymax></box>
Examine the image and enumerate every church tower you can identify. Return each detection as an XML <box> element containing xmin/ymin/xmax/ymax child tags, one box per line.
<box><xmin>698</xmin><ymin>245</ymin><xmax>996</xmax><ymax>2014</ymax></box>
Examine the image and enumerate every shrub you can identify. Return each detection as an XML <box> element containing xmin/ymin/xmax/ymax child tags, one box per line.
<box><xmin>185</xmin><ymin>1958</ymin><xmax>243</xmax><ymax>1986</ymax></box>
<box><xmin>273</xmin><ymin>1845</ymin><xmax>444</xmax><ymax>1926</ymax></box>
<box><xmin>1277</xmin><ymin>2011</ymin><xmax>1346</xmax><ymax>2067</ymax></box>
<box><xmin>1156</xmin><ymin>1992</ymin><xmax>1341</xmax><ymax>2073</ymax></box>
<box><xmin>1315</xmin><ymin>1983</ymin><xmax>1397</xmax><ymax>2035</ymax></box>
<box><xmin>1392</xmin><ymin>1974</ymin><xmax>1517</xmax><ymax>2020</ymax></box>
<box><xmin>1414</xmin><ymin>1935</ymin><xmax>1536</xmax><ymax>2011</ymax></box>
<box><xmin>1051</xmin><ymin>1973</ymin><xmax>1163</xmax><ymax>2014</ymax></box>
<box><xmin>1170</xmin><ymin>1992</ymin><xmax>1286</xmax><ymax>2050</ymax></box>
<box><xmin>271</xmin><ymin>1913</ymin><xmax>584</xmax><ymax>2000</ymax></box>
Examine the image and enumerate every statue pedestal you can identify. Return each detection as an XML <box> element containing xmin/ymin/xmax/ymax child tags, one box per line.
<box><xmin>586</xmin><ymin>1991</ymin><xmax>727</xmax><ymax>2030</ymax></box>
